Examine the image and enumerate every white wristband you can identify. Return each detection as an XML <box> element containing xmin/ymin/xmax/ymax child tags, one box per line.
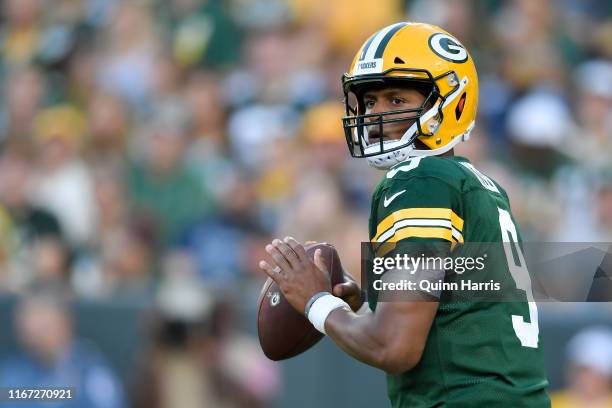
<box><xmin>307</xmin><ymin>293</ymin><xmax>350</xmax><ymax>335</ymax></box>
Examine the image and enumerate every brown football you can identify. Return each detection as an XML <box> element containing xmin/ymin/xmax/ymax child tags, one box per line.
<box><xmin>257</xmin><ymin>243</ymin><xmax>345</xmax><ymax>361</ymax></box>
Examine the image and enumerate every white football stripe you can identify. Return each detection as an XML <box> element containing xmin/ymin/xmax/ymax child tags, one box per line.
<box><xmin>364</xmin><ymin>23</ymin><xmax>406</xmax><ymax>61</ymax></box>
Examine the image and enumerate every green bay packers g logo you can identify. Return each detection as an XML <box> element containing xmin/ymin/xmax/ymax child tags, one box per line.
<box><xmin>428</xmin><ymin>33</ymin><xmax>468</xmax><ymax>63</ymax></box>
<box><xmin>268</xmin><ymin>291</ymin><xmax>280</xmax><ymax>307</ymax></box>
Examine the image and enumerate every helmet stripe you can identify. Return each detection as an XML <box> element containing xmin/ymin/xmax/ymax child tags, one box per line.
<box><xmin>358</xmin><ymin>33</ymin><xmax>377</xmax><ymax>61</ymax></box>
<box><xmin>363</xmin><ymin>22</ymin><xmax>407</xmax><ymax>61</ymax></box>
<box><xmin>373</xmin><ymin>22</ymin><xmax>408</xmax><ymax>59</ymax></box>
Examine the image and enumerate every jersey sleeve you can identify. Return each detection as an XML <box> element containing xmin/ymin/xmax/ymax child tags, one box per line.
<box><xmin>371</xmin><ymin>176</ymin><xmax>464</xmax><ymax>257</ymax></box>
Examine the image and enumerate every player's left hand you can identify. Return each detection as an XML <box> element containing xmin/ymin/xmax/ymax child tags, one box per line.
<box><xmin>333</xmin><ymin>271</ymin><xmax>364</xmax><ymax>312</ymax></box>
<box><xmin>259</xmin><ymin>237</ymin><xmax>331</xmax><ymax>315</ymax></box>
<box><xmin>305</xmin><ymin>241</ymin><xmax>364</xmax><ymax>312</ymax></box>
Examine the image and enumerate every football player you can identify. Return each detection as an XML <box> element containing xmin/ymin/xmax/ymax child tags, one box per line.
<box><xmin>260</xmin><ymin>22</ymin><xmax>551</xmax><ymax>407</ymax></box>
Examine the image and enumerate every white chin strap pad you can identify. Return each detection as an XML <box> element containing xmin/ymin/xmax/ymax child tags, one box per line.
<box><xmin>366</xmin><ymin>143</ymin><xmax>413</xmax><ymax>169</ymax></box>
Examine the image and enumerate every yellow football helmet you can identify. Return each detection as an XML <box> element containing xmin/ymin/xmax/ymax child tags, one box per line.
<box><xmin>342</xmin><ymin>22</ymin><xmax>479</xmax><ymax>169</ymax></box>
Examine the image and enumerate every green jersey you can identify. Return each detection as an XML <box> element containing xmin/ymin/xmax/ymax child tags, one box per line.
<box><xmin>367</xmin><ymin>156</ymin><xmax>550</xmax><ymax>408</ymax></box>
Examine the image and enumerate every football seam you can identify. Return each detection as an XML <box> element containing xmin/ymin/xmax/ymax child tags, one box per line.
<box><xmin>256</xmin><ymin>279</ymin><xmax>272</xmax><ymax>346</ymax></box>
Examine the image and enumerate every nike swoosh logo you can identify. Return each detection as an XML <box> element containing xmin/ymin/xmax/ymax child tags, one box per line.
<box><xmin>383</xmin><ymin>190</ymin><xmax>406</xmax><ymax>207</ymax></box>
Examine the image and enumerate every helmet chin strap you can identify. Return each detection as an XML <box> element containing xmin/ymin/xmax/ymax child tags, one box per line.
<box><xmin>364</xmin><ymin>76</ymin><xmax>470</xmax><ymax>169</ymax></box>
<box><xmin>408</xmin><ymin>120</ymin><xmax>475</xmax><ymax>157</ymax></box>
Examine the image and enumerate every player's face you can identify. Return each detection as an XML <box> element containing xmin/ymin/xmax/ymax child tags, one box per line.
<box><xmin>363</xmin><ymin>87</ymin><xmax>427</xmax><ymax>142</ymax></box>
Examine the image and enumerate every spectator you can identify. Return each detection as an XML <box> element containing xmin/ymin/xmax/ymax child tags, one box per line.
<box><xmin>85</xmin><ymin>92</ymin><xmax>130</xmax><ymax>171</ymax></box>
<box><xmin>179</xmin><ymin>174</ymin><xmax>269</xmax><ymax>288</ymax></box>
<box><xmin>551</xmin><ymin>326</ymin><xmax>612</xmax><ymax>408</ymax></box>
<box><xmin>564</xmin><ymin>60</ymin><xmax>612</xmax><ymax>170</ymax></box>
<box><xmin>0</xmin><ymin>0</ymin><xmax>43</xmax><ymax>66</ymax></box>
<box><xmin>131</xmin><ymin>252</ymin><xmax>278</xmax><ymax>408</ymax></box>
<box><xmin>0</xmin><ymin>67</ymin><xmax>45</xmax><ymax>142</ymax></box>
<box><xmin>0</xmin><ymin>290</ymin><xmax>128</xmax><ymax>408</ymax></box>
<box><xmin>164</xmin><ymin>0</ymin><xmax>243</xmax><ymax>69</ymax></box>
<box><xmin>96</xmin><ymin>2</ymin><xmax>158</xmax><ymax>113</ymax></box>
<box><xmin>0</xmin><ymin>142</ymin><xmax>64</xmax><ymax>292</ymax></box>
<box><xmin>29</xmin><ymin>105</ymin><xmax>97</xmax><ymax>248</ymax></box>
<box><xmin>127</xmin><ymin>103</ymin><xmax>213</xmax><ymax>245</ymax></box>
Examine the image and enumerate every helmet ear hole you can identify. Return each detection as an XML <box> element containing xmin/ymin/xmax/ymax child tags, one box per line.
<box><xmin>394</xmin><ymin>57</ymin><xmax>405</xmax><ymax>64</ymax></box>
<box><xmin>455</xmin><ymin>92</ymin><xmax>467</xmax><ymax>120</ymax></box>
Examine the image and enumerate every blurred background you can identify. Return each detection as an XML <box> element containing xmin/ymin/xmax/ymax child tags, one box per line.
<box><xmin>0</xmin><ymin>0</ymin><xmax>610</xmax><ymax>407</ymax></box>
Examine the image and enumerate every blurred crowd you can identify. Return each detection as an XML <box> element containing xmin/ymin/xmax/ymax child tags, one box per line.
<box><xmin>0</xmin><ymin>0</ymin><xmax>610</xmax><ymax>407</ymax></box>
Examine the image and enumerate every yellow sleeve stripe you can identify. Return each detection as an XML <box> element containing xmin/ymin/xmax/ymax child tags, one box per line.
<box><xmin>374</xmin><ymin>219</ymin><xmax>463</xmax><ymax>244</ymax></box>
<box><xmin>372</xmin><ymin>208</ymin><xmax>464</xmax><ymax>242</ymax></box>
